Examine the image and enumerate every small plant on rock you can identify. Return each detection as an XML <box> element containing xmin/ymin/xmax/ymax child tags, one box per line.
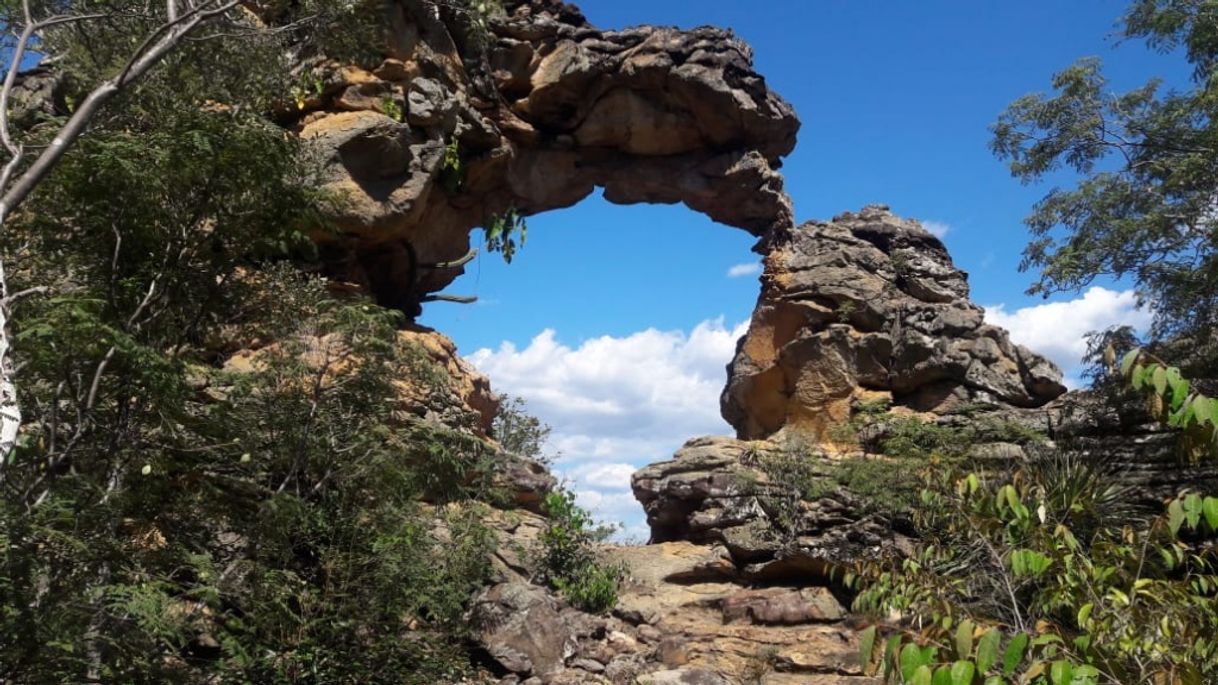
<box><xmin>537</xmin><ymin>490</ymin><xmax>624</xmax><ymax>613</ymax></box>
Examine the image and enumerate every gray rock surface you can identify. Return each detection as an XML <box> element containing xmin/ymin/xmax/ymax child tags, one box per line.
<box><xmin>722</xmin><ymin>205</ymin><xmax>1067</xmax><ymax>441</ymax></box>
<box><xmin>291</xmin><ymin>0</ymin><xmax>798</xmax><ymax>316</ymax></box>
<box><xmin>631</xmin><ymin>436</ymin><xmax>912</xmax><ymax>575</ymax></box>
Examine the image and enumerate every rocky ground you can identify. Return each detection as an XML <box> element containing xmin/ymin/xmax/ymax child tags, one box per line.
<box><xmin>475</xmin><ymin>510</ymin><xmax>879</xmax><ymax>685</ymax></box>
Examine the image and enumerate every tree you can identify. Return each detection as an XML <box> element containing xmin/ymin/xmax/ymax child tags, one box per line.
<box><xmin>0</xmin><ymin>3</ymin><xmax>507</xmax><ymax>680</ymax></box>
<box><xmin>493</xmin><ymin>394</ymin><xmax>553</xmax><ymax>462</ymax></box>
<box><xmin>0</xmin><ymin>0</ymin><xmax>251</xmax><ymax>467</ymax></box>
<box><xmin>991</xmin><ymin>0</ymin><xmax>1218</xmax><ymax>348</ymax></box>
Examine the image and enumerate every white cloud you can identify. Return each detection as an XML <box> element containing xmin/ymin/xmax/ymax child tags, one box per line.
<box><xmin>984</xmin><ymin>286</ymin><xmax>1152</xmax><ymax>387</ymax></box>
<box><xmin>920</xmin><ymin>220</ymin><xmax>951</xmax><ymax>238</ymax></box>
<box><xmin>467</xmin><ymin>318</ymin><xmax>747</xmax><ymax>534</ymax></box>
<box><xmin>726</xmin><ymin>262</ymin><xmax>762</xmax><ymax>278</ymax></box>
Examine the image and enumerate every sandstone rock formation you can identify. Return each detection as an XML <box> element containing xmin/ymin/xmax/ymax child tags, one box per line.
<box><xmin>723</xmin><ymin>205</ymin><xmax>1067</xmax><ymax>442</ymax></box>
<box><xmin>631</xmin><ymin>436</ymin><xmax>910</xmax><ymax>576</ymax></box>
<box><xmin>476</xmin><ymin>508</ymin><xmax>879</xmax><ymax>684</ymax></box>
<box><xmin>294</xmin><ymin>0</ymin><xmax>798</xmax><ymax>315</ymax></box>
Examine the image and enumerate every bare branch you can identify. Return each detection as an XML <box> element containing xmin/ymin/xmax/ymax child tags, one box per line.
<box><xmin>421</xmin><ymin>293</ymin><xmax>478</xmax><ymax>304</ymax></box>
<box><xmin>0</xmin><ymin>0</ymin><xmax>243</xmax><ymax>472</ymax></box>
<box><xmin>428</xmin><ymin>247</ymin><xmax>478</xmax><ymax>269</ymax></box>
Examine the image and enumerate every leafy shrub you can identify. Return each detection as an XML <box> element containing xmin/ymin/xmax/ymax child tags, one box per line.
<box><xmin>493</xmin><ymin>394</ymin><xmax>553</xmax><ymax>463</ymax></box>
<box><xmin>538</xmin><ymin>490</ymin><xmax>624</xmax><ymax>613</ymax></box>
<box><xmin>850</xmin><ymin>450</ymin><xmax>1218</xmax><ymax>684</ymax></box>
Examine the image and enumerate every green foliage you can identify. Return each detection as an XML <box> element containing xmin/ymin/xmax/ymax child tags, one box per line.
<box><xmin>1113</xmin><ymin>346</ymin><xmax>1218</xmax><ymax>458</ymax></box>
<box><xmin>381</xmin><ymin>96</ymin><xmax>405</xmax><ymax>122</ymax></box>
<box><xmin>0</xmin><ymin>19</ymin><xmax>502</xmax><ymax>682</ymax></box>
<box><xmin>484</xmin><ymin>207</ymin><xmax>528</xmax><ymax>264</ymax></box>
<box><xmin>538</xmin><ymin>491</ymin><xmax>623</xmax><ymax>613</ymax></box>
<box><xmin>991</xmin><ymin>1</ymin><xmax>1218</xmax><ymax>342</ymax></box>
<box><xmin>440</xmin><ymin>139</ymin><xmax>465</xmax><ymax>193</ymax></box>
<box><xmin>818</xmin><ymin>412</ymin><xmax>1047</xmax><ymax>516</ymax></box>
<box><xmin>837</xmin><ymin>299</ymin><xmax>857</xmax><ymax>323</ymax></box>
<box><xmin>493</xmin><ymin>394</ymin><xmax>553</xmax><ymax>463</ymax></box>
<box><xmin>851</xmin><ymin>451</ymin><xmax>1218</xmax><ymax>684</ymax></box>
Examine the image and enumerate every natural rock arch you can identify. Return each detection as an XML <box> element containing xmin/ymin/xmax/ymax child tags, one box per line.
<box><xmin>297</xmin><ymin>0</ymin><xmax>798</xmax><ymax>317</ymax></box>
<box><xmin>297</xmin><ymin>0</ymin><xmax>1067</xmax><ymax>445</ymax></box>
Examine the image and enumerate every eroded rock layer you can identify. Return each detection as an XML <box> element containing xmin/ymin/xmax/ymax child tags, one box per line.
<box><xmin>479</xmin><ymin>508</ymin><xmax>880</xmax><ymax>684</ymax></box>
<box><xmin>631</xmin><ymin>436</ymin><xmax>910</xmax><ymax>578</ymax></box>
<box><xmin>723</xmin><ymin>205</ymin><xmax>1067</xmax><ymax>442</ymax></box>
<box><xmin>297</xmin><ymin>0</ymin><xmax>798</xmax><ymax>315</ymax></box>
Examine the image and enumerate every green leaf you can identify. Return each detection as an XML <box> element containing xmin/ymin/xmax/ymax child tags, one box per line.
<box><xmin>1184</xmin><ymin>493</ymin><xmax>1204</xmax><ymax>529</ymax></box>
<box><xmin>1195</xmin><ymin>396</ymin><xmax>1216</xmax><ymax>428</ymax></box>
<box><xmin>1002</xmin><ymin>633</ymin><xmax>1029</xmax><ymax>676</ymax></box>
<box><xmin>1119</xmin><ymin>348</ymin><xmax>1140</xmax><ymax>375</ymax></box>
<box><xmin>933</xmin><ymin>665</ymin><xmax>954</xmax><ymax>685</ymax></box>
<box><xmin>1076</xmin><ymin>602</ymin><xmax>1093</xmax><ymax>626</ymax></box>
<box><xmin>859</xmin><ymin>625</ymin><xmax>877</xmax><ymax>671</ymax></box>
<box><xmin>955</xmin><ymin>619</ymin><xmax>974</xmax><ymax>659</ymax></box>
<box><xmin>1152</xmin><ymin>365</ymin><xmax>1167</xmax><ymax>396</ymax></box>
<box><xmin>1167</xmin><ymin>367</ymin><xmax>1188</xmax><ymax>410</ymax></box>
<box><xmin>1203</xmin><ymin>497</ymin><xmax>1218</xmax><ymax>530</ymax></box>
<box><xmin>951</xmin><ymin>660</ymin><xmax>976</xmax><ymax>685</ymax></box>
<box><xmin>976</xmin><ymin>629</ymin><xmax>1001</xmax><ymax>674</ymax></box>
<box><xmin>1168</xmin><ymin>498</ymin><xmax>1186</xmax><ymax>536</ymax></box>
<box><xmin>1131</xmin><ymin>363</ymin><xmax>1148</xmax><ymax>390</ymax></box>
<box><xmin>911</xmin><ymin>665</ymin><xmax>933</xmax><ymax>685</ymax></box>
<box><xmin>1010</xmin><ymin>549</ymin><xmax>1052</xmax><ymax>577</ymax></box>
<box><xmin>884</xmin><ymin>635</ymin><xmax>903</xmax><ymax>679</ymax></box>
<box><xmin>1072</xmin><ymin>664</ymin><xmax>1100</xmax><ymax>680</ymax></box>
<box><xmin>1049</xmin><ymin>660</ymin><xmax>1072</xmax><ymax>685</ymax></box>
<box><xmin>901</xmin><ymin>638</ymin><xmax>915</xmax><ymax>677</ymax></box>
<box><xmin>901</xmin><ymin>643</ymin><xmax>926</xmax><ymax>681</ymax></box>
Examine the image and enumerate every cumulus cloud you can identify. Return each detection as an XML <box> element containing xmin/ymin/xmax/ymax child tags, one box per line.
<box><xmin>984</xmin><ymin>286</ymin><xmax>1153</xmax><ymax>386</ymax></box>
<box><xmin>467</xmin><ymin>318</ymin><xmax>747</xmax><ymax>534</ymax></box>
<box><xmin>726</xmin><ymin>262</ymin><xmax>762</xmax><ymax>278</ymax></box>
<box><xmin>920</xmin><ymin>220</ymin><xmax>951</xmax><ymax>238</ymax></box>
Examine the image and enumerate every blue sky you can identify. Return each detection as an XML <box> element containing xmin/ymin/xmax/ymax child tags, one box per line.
<box><xmin>422</xmin><ymin>1</ymin><xmax>1183</xmax><ymax>537</ymax></box>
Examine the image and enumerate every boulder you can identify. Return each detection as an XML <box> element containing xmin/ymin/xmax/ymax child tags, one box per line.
<box><xmin>723</xmin><ymin>205</ymin><xmax>1067</xmax><ymax>441</ymax></box>
<box><xmin>631</xmin><ymin>436</ymin><xmax>912</xmax><ymax>573</ymax></box>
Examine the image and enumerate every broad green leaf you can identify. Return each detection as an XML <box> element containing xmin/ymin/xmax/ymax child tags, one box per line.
<box><xmin>1195</xmin><ymin>396</ymin><xmax>1216</xmax><ymax>428</ymax></box>
<box><xmin>1167</xmin><ymin>368</ymin><xmax>1189</xmax><ymax>410</ymax></box>
<box><xmin>1072</xmin><ymin>664</ymin><xmax>1100</xmax><ymax>679</ymax></box>
<box><xmin>1049</xmin><ymin>660</ymin><xmax>1072</xmax><ymax>685</ymax></box>
<box><xmin>955</xmin><ymin>619</ymin><xmax>974</xmax><ymax>659</ymax></box>
<box><xmin>900</xmin><ymin>642</ymin><xmax>924</xmax><ymax>682</ymax></box>
<box><xmin>1184</xmin><ymin>493</ymin><xmax>1203</xmax><ymax>529</ymax></box>
<box><xmin>951</xmin><ymin>660</ymin><xmax>976</xmax><ymax>685</ymax></box>
<box><xmin>1076</xmin><ymin>602</ymin><xmax>1093</xmax><ymax>626</ymax></box>
<box><xmin>859</xmin><ymin>625</ymin><xmax>877</xmax><ymax>672</ymax></box>
<box><xmin>933</xmin><ymin>665</ymin><xmax>953</xmax><ymax>685</ymax></box>
<box><xmin>1168</xmin><ymin>498</ymin><xmax>1186</xmax><ymax>536</ymax></box>
<box><xmin>1203</xmin><ymin>497</ymin><xmax>1218</xmax><ymax>530</ymax></box>
<box><xmin>1119</xmin><ymin>348</ymin><xmax>1140</xmax><ymax>375</ymax></box>
<box><xmin>976</xmin><ymin>629</ymin><xmax>1001</xmax><ymax>674</ymax></box>
<box><xmin>1131</xmin><ymin>363</ymin><xmax>1148</xmax><ymax>390</ymax></box>
<box><xmin>910</xmin><ymin>665</ymin><xmax>933</xmax><ymax>685</ymax></box>
<box><xmin>1152</xmin><ymin>365</ymin><xmax>1167</xmax><ymax>396</ymax></box>
<box><xmin>1010</xmin><ymin>549</ymin><xmax>1051</xmax><ymax>577</ymax></box>
<box><xmin>1002</xmin><ymin>633</ymin><xmax>1029</xmax><ymax>676</ymax></box>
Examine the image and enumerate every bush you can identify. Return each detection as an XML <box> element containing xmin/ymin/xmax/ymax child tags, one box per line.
<box><xmin>537</xmin><ymin>490</ymin><xmax>624</xmax><ymax>613</ymax></box>
<box><xmin>850</xmin><ymin>450</ymin><xmax>1218</xmax><ymax>684</ymax></box>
